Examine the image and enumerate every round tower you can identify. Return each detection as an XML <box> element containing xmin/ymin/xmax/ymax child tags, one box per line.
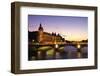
<box><xmin>38</xmin><ymin>23</ymin><xmax>44</xmax><ymax>43</ymax></box>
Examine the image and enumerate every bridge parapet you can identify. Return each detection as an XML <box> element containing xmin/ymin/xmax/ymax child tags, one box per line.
<box><xmin>29</xmin><ymin>42</ymin><xmax>87</xmax><ymax>50</ymax></box>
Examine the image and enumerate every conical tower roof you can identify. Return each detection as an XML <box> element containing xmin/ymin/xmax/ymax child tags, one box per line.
<box><xmin>38</xmin><ymin>23</ymin><xmax>43</xmax><ymax>31</ymax></box>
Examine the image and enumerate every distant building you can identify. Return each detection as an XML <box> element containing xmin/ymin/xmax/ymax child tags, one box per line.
<box><xmin>28</xmin><ymin>23</ymin><xmax>65</xmax><ymax>44</ymax></box>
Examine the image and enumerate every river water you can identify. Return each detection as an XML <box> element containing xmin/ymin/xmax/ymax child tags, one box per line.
<box><xmin>28</xmin><ymin>45</ymin><xmax>88</xmax><ymax>60</ymax></box>
<box><xmin>45</xmin><ymin>45</ymin><xmax>88</xmax><ymax>60</ymax></box>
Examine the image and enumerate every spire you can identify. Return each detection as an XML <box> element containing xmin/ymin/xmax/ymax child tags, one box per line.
<box><xmin>38</xmin><ymin>23</ymin><xmax>43</xmax><ymax>31</ymax></box>
<box><xmin>40</xmin><ymin>23</ymin><xmax>42</xmax><ymax>27</ymax></box>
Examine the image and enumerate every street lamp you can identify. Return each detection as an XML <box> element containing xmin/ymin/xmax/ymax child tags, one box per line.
<box><xmin>32</xmin><ymin>40</ymin><xmax>34</xmax><ymax>42</ymax></box>
<box><xmin>55</xmin><ymin>44</ymin><xmax>58</xmax><ymax>48</ymax></box>
<box><xmin>77</xmin><ymin>44</ymin><xmax>80</xmax><ymax>49</ymax></box>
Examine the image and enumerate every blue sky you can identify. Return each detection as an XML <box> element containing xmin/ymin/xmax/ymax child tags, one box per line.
<box><xmin>28</xmin><ymin>15</ymin><xmax>88</xmax><ymax>41</ymax></box>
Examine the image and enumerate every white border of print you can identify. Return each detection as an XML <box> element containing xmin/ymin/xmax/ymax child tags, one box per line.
<box><xmin>20</xmin><ymin>6</ymin><xmax>95</xmax><ymax>70</ymax></box>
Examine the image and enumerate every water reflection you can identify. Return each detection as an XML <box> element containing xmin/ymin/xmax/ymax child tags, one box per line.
<box><xmin>81</xmin><ymin>47</ymin><xmax>88</xmax><ymax>58</ymax></box>
<box><xmin>28</xmin><ymin>45</ymin><xmax>88</xmax><ymax>60</ymax></box>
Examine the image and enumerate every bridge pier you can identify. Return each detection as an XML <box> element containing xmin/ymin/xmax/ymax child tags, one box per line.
<box><xmin>40</xmin><ymin>51</ymin><xmax>47</xmax><ymax>60</ymax></box>
<box><xmin>53</xmin><ymin>48</ymin><xmax>58</xmax><ymax>59</ymax></box>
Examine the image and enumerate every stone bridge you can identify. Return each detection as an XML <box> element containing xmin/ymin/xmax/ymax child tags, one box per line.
<box><xmin>29</xmin><ymin>42</ymin><xmax>87</xmax><ymax>49</ymax></box>
<box><xmin>28</xmin><ymin>42</ymin><xmax>88</xmax><ymax>60</ymax></box>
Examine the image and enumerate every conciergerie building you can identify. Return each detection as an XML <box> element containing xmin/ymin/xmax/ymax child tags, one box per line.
<box><xmin>28</xmin><ymin>23</ymin><xmax>65</xmax><ymax>44</ymax></box>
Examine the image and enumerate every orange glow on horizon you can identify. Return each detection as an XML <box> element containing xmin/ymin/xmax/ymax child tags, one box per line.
<box><xmin>60</xmin><ymin>33</ymin><xmax>87</xmax><ymax>41</ymax></box>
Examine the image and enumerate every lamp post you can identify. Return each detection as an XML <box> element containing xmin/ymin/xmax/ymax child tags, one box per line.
<box><xmin>55</xmin><ymin>44</ymin><xmax>59</xmax><ymax>49</ymax></box>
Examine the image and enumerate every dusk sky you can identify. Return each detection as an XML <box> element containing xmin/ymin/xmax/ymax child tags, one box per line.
<box><xmin>28</xmin><ymin>15</ymin><xmax>88</xmax><ymax>41</ymax></box>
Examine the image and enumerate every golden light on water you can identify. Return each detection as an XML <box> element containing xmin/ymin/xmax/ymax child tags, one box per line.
<box><xmin>77</xmin><ymin>52</ymin><xmax>81</xmax><ymax>58</ymax></box>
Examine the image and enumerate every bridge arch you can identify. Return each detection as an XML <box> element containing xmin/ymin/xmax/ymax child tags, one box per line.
<box><xmin>28</xmin><ymin>42</ymin><xmax>88</xmax><ymax>60</ymax></box>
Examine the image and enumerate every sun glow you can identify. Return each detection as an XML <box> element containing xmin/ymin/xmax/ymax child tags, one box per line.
<box><xmin>60</xmin><ymin>32</ymin><xmax>87</xmax><ymax>41</ymax></box>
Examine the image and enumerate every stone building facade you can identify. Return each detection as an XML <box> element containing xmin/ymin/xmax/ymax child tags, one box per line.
<box><xmin>28</xmin><ymin>23</ymin><xmax>65</xmax><ymax>44</ymax></box>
